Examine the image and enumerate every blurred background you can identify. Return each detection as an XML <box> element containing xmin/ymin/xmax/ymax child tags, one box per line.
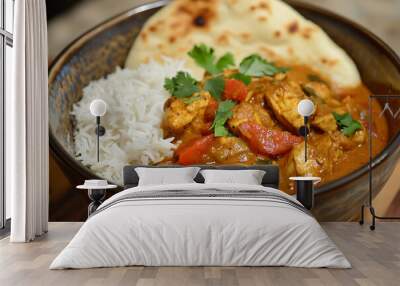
<box><xmin>47</xmin><ymin>0</ymin><xmax>400</xmax><ymax>221</ymax></box>
<box><xmin>47</xmin><ymin>0</ymin><xmax>400</xmax><ymax>60</ymax></box>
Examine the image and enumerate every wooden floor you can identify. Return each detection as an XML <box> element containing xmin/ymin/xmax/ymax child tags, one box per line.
<box><xmin>0</xmin><ymin>222</ymin><xmax>399</xmax><ymax>286</ymax></box>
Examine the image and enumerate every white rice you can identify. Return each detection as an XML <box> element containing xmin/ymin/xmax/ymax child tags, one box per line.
<box><xmin>71</xmin><ymin>58</ymin><xmax>185</xmax><ymax>184</ymax></box>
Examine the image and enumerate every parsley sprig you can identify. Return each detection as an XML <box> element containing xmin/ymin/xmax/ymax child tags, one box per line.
<box><xmin>332</xmin><ymin>112</ymin><xmax>362</xmax><ymax>137</ymax></box>
<box><xmin>188</xmin><ymin>44</ymin><xmax>235</xmax><ymax>75</ymax></box>
<box><xmin>229</xmin><ymin>73</ymin><xmax>252</xmax><ymax>85</ymax></box>
<box><xmin>204</xmin><ymin>76</ymin><xmax>225</xmax><ymax>101</ymax></box>
<box><xmin>163</xmin><ymin>71</ymin><xmax>199</xmax><ymax>98</ymax></box>
<box><xmin>211</xmin><ymin>100</ymin><xmax>236</xmax><ymax>137</ymax></box>
<box><xmin>239</xmin><ymin>54</ymin><xmax>289</xmax><ymax>77</ymax></box>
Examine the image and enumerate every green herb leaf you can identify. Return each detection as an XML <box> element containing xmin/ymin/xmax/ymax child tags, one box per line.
<box><xmin>307</xmin><ymin>74</ymin><xmax>327</xmax><ymax>84</ymax></box>
<box><xmin>204</xmin><ymin>76</ymin><xmax>225</xmax><ymax>101</ymax></box>
<box><xmin>188</xmin><ymin>44</ymin><xmax>219</xmax><ymax>74</ymax></box>
<box><xmin>214</xmin><ymin>125</ymin><xmax>230</xmax><ymax>137</ymax></box>
<box><xmin>163</xmin><ymin>78</ymin><xmax>176</xmax><ymax>94</ymax></box>
<box><xmin>332</xmin><ymin>112</ymin><xmax>362</xmax><ymax>137</ymax></box>
<box><xmin>211</xmin><ymin>100</ymin><xmax>236</xmax><ymax>137</ymax></box>
<box><xmin>301</xmin><ymin>85</ymin><xmax>318</xmax><ymax>98</ymax></box>
<box><xmin>239</xmin><ymin>54</ymin><xmax>289</xmax><ymax>77</ymax></box>
<box><xmin>182</xmin><ymin>95</ymin><xmax>202</xmax><ymax>104</ymax></box>
<box><xmin>188</xmin><ymin>44</ymin><xmax>236</xmax><ymax>74</ymax></box>
<box><xmin>163</xmin><ymin>71</ymin><xmax>200</xmax><ymax>98</ymax></box>
<box><xmin>215</xmin><ymin>52</ymin><xmax>235</xmax><ymax>72</ymax></box>
<box><xmin>229</xmin><ymin>73</ymin><xmax>252</xmax><ymax>85</ymax></box>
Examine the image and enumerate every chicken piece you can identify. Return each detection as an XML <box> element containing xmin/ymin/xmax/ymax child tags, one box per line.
<box><xmin>290</xmin><ymin>143</ymin><xmax>321</xmax><ymax>177</ymax></box>
<box><xmin>301</xmin><ymin>81</ymin><xmax>341</xmax><ymax>108</ymax></box>
<box><xmin>210</xmin><ymin>136</ymin><xmax>257</xmax><ymax>164</ymax></box>
<box><xmin>300</xmin><ymin>82</ymin><xmax>342</xmax><ymax>133</ymax></box>
<box><xmin>263</xmin><ymin>79</ymin><xmax>306</xmax><ymax>132</ymax></box>
<box><xmin>328</xmin><ymin>96</ymin><xmax>367</xmax><ymax>149</ymax></box>
<box><xmin>186</xmin><ymin>93</ymin><xmax>212</xmax><ymax>114</ymax></box>
<box><xmin>289</xmin><ymin>134</ymin><xmax>343</xmax><ymax>177</ymax></box>
<box><xmin>311</xmin><ymin>112</ymin><xmax>337</xmax><ymax>132</ymax></box>
<box><xmin>340</xmin><ymin>96</ymin><xmax>363</xmax><ymax>116</ymax></box>
<box><xmin>330</xmin><ymin>129</ymin><xmax>366</xmax><ymax>150</ymax></box>
<box><xmin>228</xmin><ymin>102</ymin><xmax>276</xmax><ymax>134</ymax></box>
<box><xmin>163</xmin><ymin>99</ymin><xmax>194</xmax><ymax>134</ymax></box>
<box><xmin>163</xmin><ymin>92</ymin><xmax>211</xmax><ymax>135</ymax></box>
<box><xmin>262</xmin><ymin>78</ymin><xmax>346</xmax><ymax>134</ymax></box>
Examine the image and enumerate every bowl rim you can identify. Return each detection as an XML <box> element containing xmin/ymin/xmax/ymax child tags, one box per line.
<box><xmin>49</xmin><ymin>0</ymin><xmax>400</xmax><ymax>192</ymax></box>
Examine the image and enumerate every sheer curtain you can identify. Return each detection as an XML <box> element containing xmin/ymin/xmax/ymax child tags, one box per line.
<box><xmin>8</xmin><ymin>0</ymin><xmax>49</xmax><ymax>242</ymax></box>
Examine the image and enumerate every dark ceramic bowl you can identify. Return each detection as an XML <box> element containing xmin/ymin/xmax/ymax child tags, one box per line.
<box><xmin>49</xmin><ymin>0</ymin><xmax>400</xmax><ymax>221</ymax></box>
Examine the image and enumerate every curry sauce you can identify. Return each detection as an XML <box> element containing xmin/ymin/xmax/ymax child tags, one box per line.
<box><xmin>161</xmin><ymin>64</ymin><xmax>389</xmax><ymax>194</ymax></box>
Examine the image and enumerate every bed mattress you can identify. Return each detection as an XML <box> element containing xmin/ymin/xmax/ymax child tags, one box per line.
<box><xmin>50</xmin><ymin>183</ymin><xmax>350</xmax><ymax>269</ymax></box>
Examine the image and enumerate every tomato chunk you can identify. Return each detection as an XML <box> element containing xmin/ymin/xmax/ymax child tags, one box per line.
<box><xmin>223</xmin><ymin>79</ymin><xmax>247</xmax><ymax>102</ymax></box>
<box><xmin>177</xmin><ymin>135</ymin><xmax>214</xmax><ymax>165</ymax></box>
<box><xmin>238</xmin><ymin>122</ymin><xmax>302</xmax><ymax>156</ymax></box>
<box><xmin>204</xmin><ymin>98</ymin><xmax>219</xmax><ymax>122</ymax></box>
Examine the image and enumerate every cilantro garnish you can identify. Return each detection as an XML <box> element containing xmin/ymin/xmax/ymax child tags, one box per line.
<box><xmin>301</xmin><ymin>85</ymin><xmax>318</xmax><ymax>98</ymax></box>
<box><xmin>211</xmin><ymin>100</ymin><xmax>236</xmax><ymax>137</ymax></box>
<box><xmin>215</xmin><ymin>52</ymin><xmax>235</xmax><ymax>72</ymax></box>
<box><xmin>332</xmin><ymin>112</ymin><xmax>362</xmax><ymax>137</ymax></box>
<box><xmin>164</xmin><ymin>71</ymin><xmax>199</xmax><ymax>98</ymax></box>
<box><xmin>229</xmin><ymin>73</ymin><xmax>252</xmax><ymax>85</ymax></box>
<box><xmin>239</xmin><ymin>54</ymin><xmax>289</xmax><ymax>77</ymax></box>
<box><xmin>188</xmin><ymin>44</ymin><xmax>235</xmax><ymax>74</ymax></box>
<box><xmin>307</xmin><ymin>74</ymin><xmax>327</xmax><ymax>84</ymax></box>
<box><xmin>204</xmin><ymin>76</ymin><xmax>225</xmax><ymax>101</ymax></box>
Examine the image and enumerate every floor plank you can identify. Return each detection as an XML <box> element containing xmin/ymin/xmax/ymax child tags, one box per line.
<box><xmin>0</xmin><ymin>222</ymin><xmax>399</xmax><ymax>286</ymax></box>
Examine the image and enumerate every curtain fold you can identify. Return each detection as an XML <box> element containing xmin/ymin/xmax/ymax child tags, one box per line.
<box><xmin>9</xmin><ymin>0</ymin><xmax>49</xmax><ymax>242</ymax></box>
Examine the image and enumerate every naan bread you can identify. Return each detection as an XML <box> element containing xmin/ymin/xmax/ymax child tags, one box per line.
<box><xmin>125</xmin><ymin>0</ymin><xmax>361</xmax><ymax>89</ymax></box>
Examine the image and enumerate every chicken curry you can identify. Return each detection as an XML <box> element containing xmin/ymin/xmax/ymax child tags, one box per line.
<box><xmin>161</xmin><ymin>44</ymin><xmax>389</xmax><ymax>194</ymax></box>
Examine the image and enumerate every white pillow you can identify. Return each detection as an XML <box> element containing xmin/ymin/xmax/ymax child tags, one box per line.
<box><xmin>135</xmin><ymin>167</ymin><xmax>200</xmax><ymax>186</ymax></box>
<box><xmin>200</xmin><ymin>169</ymin><xmax>266</xmax><ymax>185</ymax></box>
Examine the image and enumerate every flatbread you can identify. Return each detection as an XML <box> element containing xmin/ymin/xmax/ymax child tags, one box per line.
<box><xmin>125</xmin><ymin>0</ymin><xmax>361</xmax><ymax>89</ymax></box>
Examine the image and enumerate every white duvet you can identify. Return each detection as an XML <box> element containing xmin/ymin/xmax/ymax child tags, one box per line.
<box><xmin>50</xmin><ymin>183</ymin><xmax>350</xmax><ymax>269</ymax></box>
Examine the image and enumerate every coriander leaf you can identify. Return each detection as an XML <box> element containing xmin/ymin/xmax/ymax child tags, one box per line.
<box><xmin>301</xmin><ymin>85</ymin><xmax>318</xmax><ymax>98</ymax></box>
<box><xmin>333</xmin><ymin>112</ymin><xmax>353</xmax><ymax>127</ymax></box>
<box><xmin>188</xmin><ymin>44</ymin><xmax>237</xmax><ymax>74</ymax></box>
<box><xmin>239</xmin><ymin>54</ymin><xmax>289</xmax><ymax>77</ymax></box>
<box><xmin>214</xmin><ymin>125</ymin><xmax>230</xmax><ymax>137</ymax></box>
<box><xmin>342</xmin><ymin>123</ymin><xmax>362</xmax><ymax>136</ymax></box>
<box><xmin>229</xmin><ymin>73</ymin><xmax>252</xmax><ymax>85</ymax></box>
<box><xmin>188</xmin><ymin>44</ymin><xmax>219</xmax><ymax>74</ymax></box>
<box><xmin>163</xmin><ymin>71</ymin><xmax>199</xmax><ymax>98</ymax></box>
<box><xmin>307</xmin><ymin>74</ymin><xmax>327</xmax><ymax>84</ymax></box>
<box><xmin>217</xmin><ymin>100</ymin><xmax>236</xmax><ymax>113</ymax></box>
<box><xmin>182</xmin><ymin>95</ymin><xmax>201</xmax><ymax>104</ymax></box>
<box><xmin>215</xmin><ymin>52</ymin><xmax>235</xmax><ymax>71</ymax></box>
<box><xmin>164</xmin><ymin>78</ymin><xmax>175</xmax><ymax>94</ymax></box>
<box><xmin>211</xmin><ymin>100</ymin><xmax>236</xmax><ymax>137</ymax></box>
<box><xmin>204</xmin><ymin>76</ymin><xmax>225</xmax><ymax>101</ymax></box>
<box><xmin>332</xmin><ymin>112</ymin><xmax>362</xmax><ymax>137</ymax></box>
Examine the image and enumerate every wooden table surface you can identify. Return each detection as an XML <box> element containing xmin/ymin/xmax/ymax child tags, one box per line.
<box><xmin>2</xmin><ymin>222</ymin><xmax>400</xmax><ymax>286</ymax></box>
<box><xmin>48</xmin><ymin>0</ymin><xmax>400</xmax><ymax>222</ymax></box>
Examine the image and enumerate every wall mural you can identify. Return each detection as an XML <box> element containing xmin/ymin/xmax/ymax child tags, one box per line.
<box><xmin>47</xmin><ymin>0</ymin><xmax>400</xmax><ymax>222</ymax></box>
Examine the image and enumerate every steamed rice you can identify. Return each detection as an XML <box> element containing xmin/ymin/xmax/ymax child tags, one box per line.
<box><xmin>71</xmin><ymin>58</ymin><xmax>185</xmax><ymax>184</ymax></box>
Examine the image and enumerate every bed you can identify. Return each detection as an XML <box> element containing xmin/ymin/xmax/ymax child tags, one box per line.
<box><xmin>50</xmin><ymin>165</ymin><xmax>350</xmax><ymax>269</ymax></box>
